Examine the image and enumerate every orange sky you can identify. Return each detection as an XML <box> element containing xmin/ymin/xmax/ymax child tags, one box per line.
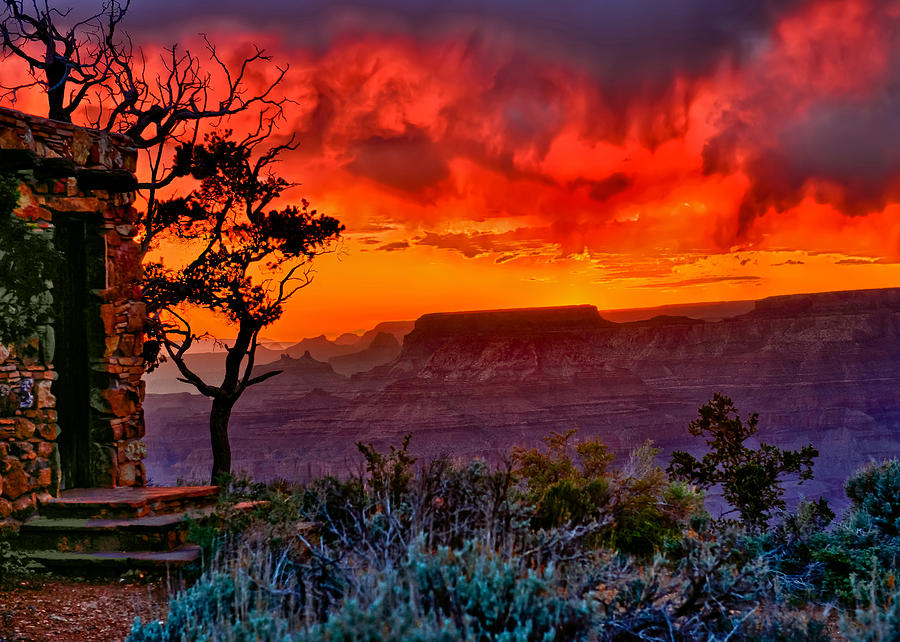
<box><xmin>4</xmin><ymin>0</ymin><xmax>899</xmax><ymax>340</ymax></box>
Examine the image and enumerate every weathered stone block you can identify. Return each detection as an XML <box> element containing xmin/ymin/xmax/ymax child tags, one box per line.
<box><xmin>14</xmin><ymin>417</ymin><xmax>35</xmax><ymax>439</ymax></box>
<box><xmin>71</xmin><ymin>129</ymin><xmax>92</xmax><ymax>165</ymax></box>
<box><xmin>100</xmin><ymin>303</ymin><xmax>116</xmax><ymax>335</ymax></box>
<box><xmin>118</xmin><ymin>462</ymin><xmax>142</xmax><ymax>486</ymax></box>
<box><xmin>126</xmin><ymin>302</ymin><xmax>146</xmax><ymax>332</ymax></box>
<box><xmin>35</xmin><ymin>380</ymin><xmax>54</xmax><ymax>408</ymax></box>
<box><xmin>125</xmin><ymin>415</ymin><xmax>145</xmax><ymax>439</ymax></box>
<box><xmin>2</xmin><ymin>466</ymin><xmax>28</xmax><ymax>499</ymax></box>
<box><xmin>98</xmin><ymin>388</ymin><xmax>138</xmax><ymax>416</ymax></box>
<box><xmin>12</xmin><ymin>494</ymin><xmax>34</xmax><ymax>519</ymax></box>
<box><xmin>106</xmin><ymin>335</ymin><xmax>120</xmax><ymax>357</ymax></box>
<box><xmin>119</xmin><ymin>334</ymin><xmax>135</xmax><ymax>356</ymax></box>
<box><xmin>124</xmin><ymin>440</ymin><xmax>146</xmax><ymax>462</ymax></box>
<box><xmin>35</xmin><ymin>467</ymin><xmax>51</xmax><ymax>488</ymax></box>
<box><xmin>37</xmin><ymin>422</ymin><xmax>56</xmax><ymax>440</ymax></box>
<box><xmin>0</xmin><ymin>498</ymin><xmax>11</xmax><ymax>518</ymax></box>
<box><xmin>12</xmin><ymin>442</ymin><xmax>35</xmax><ymax>460</ymax></box>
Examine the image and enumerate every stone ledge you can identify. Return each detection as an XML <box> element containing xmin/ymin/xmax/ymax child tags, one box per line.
<box><xmin>0</xmin><ymin>106</ymin><xmax>136</xmax><ymax>173</ymax></box>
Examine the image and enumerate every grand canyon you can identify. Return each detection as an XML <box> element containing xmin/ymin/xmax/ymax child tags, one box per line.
<box><xmin>144</xmin><ymin>287</ymin><xmax>900</xmax><ymax>510</ymax></box>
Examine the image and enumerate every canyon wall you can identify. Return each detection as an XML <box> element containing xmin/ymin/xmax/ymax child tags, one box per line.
<box><xmin>144</xmin><ymin>288</ymin><xmax>900</xmax><ymax>509</ymax></box>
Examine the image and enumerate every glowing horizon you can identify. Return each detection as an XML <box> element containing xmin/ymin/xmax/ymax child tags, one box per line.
<box><xmin>3</xmin><ymin>0</ymin><xmax>898</xmax><ymax>341</ymax></box>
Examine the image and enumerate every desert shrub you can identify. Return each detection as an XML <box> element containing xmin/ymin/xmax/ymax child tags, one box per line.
<box><xmin>808</xmin><ymin>528</ymin><xmax>900</xmax><ymax>606</ymax></box>
<box><xmin>744</xmin><ymin>491</ymin><xmax>900</xmax><ymax>607</ymax></box>
<box><xmin>513</xmin><ymin>431</ymin><xmax>703</xmax><ymax>557</ymax></box>
<box><xmin>300</xmin><ymin>539</ymin><xmax>591</xmax><ymax>641</ymax></box>
<box><xmin>841</xmin><ymin>574</ymin><xmax>900</xmax><ymax>641</ymax></box>
<box><xmin>356</xmin><ymin>432</ymin><xmax>416</xmax><ymax>506</ymax></box>
<box><xmin>129</xmin><ymin>539</ymin><xmax>304</xmax><ymax>641</ymax></box>
<box><xmin>589</xmin><ymin>529</ymin><xmax>809</xmax><ymax>640</ymax></box>
<box><xmin>738</xmin><ymin>609</ymin><xmax>831</xmax><ymax>641</ymax></box>
<box><xmin>143</xmin><ymin>432</ymin><xmax>856</xmax><ymax>640</ymax></box>
<box><xmin>738</xmin><ymin>499</ymin><xmax>835</xmax><ymax>601</ymax></box>
<box><xmin>846</xmin><ymin>460</ymin><xmax>900</xmax><ymax>537</ymax></box>
<box><xmin>130</xmin><ymin>536</ymin><xmax>591</xmax><ymax>641</ymax></box>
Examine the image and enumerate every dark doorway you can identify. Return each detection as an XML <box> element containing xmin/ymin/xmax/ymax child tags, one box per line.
<box><xmin>53</xmin><ymin>216</ymin><xmax>95</xmax><ymax>488</ymax></box>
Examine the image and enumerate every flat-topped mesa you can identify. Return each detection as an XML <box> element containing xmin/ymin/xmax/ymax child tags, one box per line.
<box><xmin>747</xmin><ymin>287</ymin><xmax>900</xmax><ymax>319</ymax></box>
<box><xmin>384</xmin><ymin>305</ymin><xmax>612</xmax><ymax>377</ymax></box>
<box><xmin>411</xmin><ymin>305</ymin><xmax>608</xmax><ymax>338</ymax></box>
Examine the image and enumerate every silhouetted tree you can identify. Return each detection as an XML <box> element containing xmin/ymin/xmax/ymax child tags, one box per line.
<box><xmin>1</xmin><ymin>1</ymin><xmax>313</xmax><ymax>482</ymax></box>
<box><xmin>1</xmin><ymin>0</ymin><xmax>289</xmax><ymax>253</ymax></box>
<box><xmin>668</xmin><ymin>393</ymin><xmax>818</xmax><ymax>529</ymax></box>
<box><xmin>0</xmin><ymin>0</ymin><xmax>127</xmax><ymax>122</ymax></box>
<box><xmin>143</xmin><ymin>132</ymin><xmax>343</xmax><ymax>481</ymax></box>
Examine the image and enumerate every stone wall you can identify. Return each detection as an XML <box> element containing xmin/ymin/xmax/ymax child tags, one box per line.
<box><xmin>0</xmin><ymin>341</ymin><xmax>55</xmax><ymax>523</ymax></box>
<box><xmin>0</xmin><ymin>107</ymin><xmax>147</xmax><ymax>523</ymax></box>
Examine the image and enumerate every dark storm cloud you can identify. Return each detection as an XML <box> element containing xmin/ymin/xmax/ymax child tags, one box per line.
<box><xmin>637</xmin><ymin>275</ymin><xmax>761</xmax><ymax>288</ymax></box>
<box><xmin>344</xmin><ymin>129</ymin><xmax>449</xmax><ymax>194</ymax></box>
<box><xmin>120</xmin><ymin>0</ymin><xmax>802</xmax><ymax>86</ymax></box>
<box><xmin>377</xmin><ymin>241</ymin><xmax>410</xmax><ymax>252</ymax></box>
<box><xmin>701</xmin><ymin>2</ymin><xmax>900</xmax><ymax>235</ymax></box>
<box><xmin>569</xmin><ymin>173</ymin><xmax>633</xmax><ymax>203</ymax></box>
<box><xmin>725</xmin><ymin>83</ymin><xmax>900</xmax><ymax>234</ymax></box>
<box><xmin>109</xmin><ymin>0</ymin><xmax>899</xmax><ymax>244</ymax></box>
<box><xmin>414</xmin><ymin>230</ymin><xmax>549</xmax><ymax>258</ymax></box>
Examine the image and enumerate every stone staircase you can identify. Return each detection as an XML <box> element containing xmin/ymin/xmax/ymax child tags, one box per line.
<box><xmin>17</xmin><ymin>486</ymin><xmax>219</xmax><ymax>574</ymax></box>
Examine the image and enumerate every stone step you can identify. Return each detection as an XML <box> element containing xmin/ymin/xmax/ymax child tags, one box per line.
<box><xmin>28</xmin><ymin>544</ymin><xmax>203</xmax><ymax>575</ymax></box>
<box><xmin>18</xmin><ymin>506</ymin><xmax>215</xmax><ymax>553</ymax></box>
<box><xmin>39</xmin><ymin>486</ymin><xmax>219</xmax><ymax>519</ymax></box>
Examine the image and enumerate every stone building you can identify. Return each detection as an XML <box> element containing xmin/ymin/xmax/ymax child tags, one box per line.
<box><xmin>0</xmin><ymin>107</ymin><xmax>148</xmax><ymax>525</ymax></box>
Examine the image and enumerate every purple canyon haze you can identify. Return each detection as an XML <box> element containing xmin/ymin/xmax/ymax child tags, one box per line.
<box><xmin>143</xmin><ymin>287</ymin><xmax>900</xmax><ymax>511</ymax></box>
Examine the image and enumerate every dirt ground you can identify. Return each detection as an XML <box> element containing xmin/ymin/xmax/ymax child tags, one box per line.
<box><xmin>0</xmin><ymin>576</ymin><xmax>172</xmax><ymax>642</ymax></box>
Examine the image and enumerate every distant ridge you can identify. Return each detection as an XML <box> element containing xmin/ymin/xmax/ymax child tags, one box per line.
<box><xmin>145</xmin><ymin>285</ymin><xmax>900</xmax><ymax>507</ymax></box>
<box><xmin>413</xmin><ymin>305</ymin><xmax>607</xmax><ymax>336</ymax></box>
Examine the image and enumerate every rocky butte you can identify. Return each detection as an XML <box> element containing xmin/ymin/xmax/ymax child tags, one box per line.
<box><xmin>144</xmin><ymin>287</ymin><xmax>900</xmax><ymax>509</ymax></box>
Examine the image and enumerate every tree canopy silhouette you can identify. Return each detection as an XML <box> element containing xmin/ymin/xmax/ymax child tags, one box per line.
<box><xmin>143</xmin><ymin>132</ymin><xmax>343</xmax><ymax>481</ymax></box>
<box><xmin>1</xmin><ymin>0</ymin><xmax>290</xmax><ymax>254</ymax></box>
<box><xmin>667</xmin><ymin>393</ymin><xmax>818</xmax><ymax>529</ymax></box>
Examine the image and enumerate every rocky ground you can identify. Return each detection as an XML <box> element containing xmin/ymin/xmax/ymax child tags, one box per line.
<box><xmin>0</xmin><ymin>577</ymin><xmax>170</xmax><ymax>641</ymax></box>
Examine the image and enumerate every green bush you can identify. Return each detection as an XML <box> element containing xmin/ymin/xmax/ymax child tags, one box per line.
<box><xmin>0</xmin><ymin>172</ymin><xmax>60</xmax><ymax>344</ymax></box>
<box><xmin>842</xmin><ymin>578</ymin><xmax>900</xmax><ymax>641</ymax></box>
<box><xmin>846</xmin><ymin>460</ymin><xmax>900</xmax><ymax>537</ymax></box>
<box><xmin>302</xmin><ymin>540</ymin><xmax>590</xmax><ymax>641</ymax></box>
<box><xmin>513</xmin><ymin>431</ymin><xmax>703</xmax><ymax>557</ymax></box>
<box><xmin>129</xmin><ymin>538</ymin><xmax>590</xmax><ymax>641</ymax></box>
<box><xmin>141</xmin><ymin>432</ymin><xmax>900</xmax><ymax>640</ymax></box>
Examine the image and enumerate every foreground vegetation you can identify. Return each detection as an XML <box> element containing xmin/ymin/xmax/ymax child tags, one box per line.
<box><xmin>128</xmin><ymin>396</ymin><xmax>900</xmax><ymax>640</ymax></box>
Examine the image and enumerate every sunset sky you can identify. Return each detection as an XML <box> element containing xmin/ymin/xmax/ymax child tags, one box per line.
<box><xmin>8</xmin><ymin>0</ymin><xmax>900</xmax><ymax>340</ymax></box>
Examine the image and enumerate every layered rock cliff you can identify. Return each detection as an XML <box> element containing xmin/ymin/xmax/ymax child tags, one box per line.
<box><xmin>144</xmin><ymin>288</ymin><xmax>900</xmax><ymax>509</ymax></box>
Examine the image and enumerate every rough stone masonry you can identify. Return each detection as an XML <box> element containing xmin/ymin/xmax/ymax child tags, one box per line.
<box><xmin>0</xmin><ymin>106</ymin><xmax>147</xmax><ymax>528</ymax></box>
